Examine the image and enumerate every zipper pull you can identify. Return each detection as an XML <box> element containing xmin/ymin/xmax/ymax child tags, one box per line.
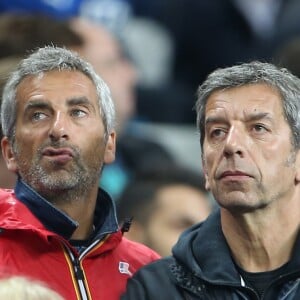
<box><xmin>74</xmin><ymin>260</ymin><xmax>84</xmax><ymax>281</ymax></box>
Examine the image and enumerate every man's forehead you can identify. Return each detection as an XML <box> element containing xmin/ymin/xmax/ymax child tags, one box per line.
<box><xmin>205</xmin><ymin>84</ymin><xmax>282</xmax><ymax>112</ymax></box>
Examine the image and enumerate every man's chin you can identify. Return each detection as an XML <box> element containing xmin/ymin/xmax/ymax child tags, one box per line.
<box><xmin>31</xmin><ymin>175</ymin><xmax>79</xmax><ymax>193</ymax></box>
<box><xmin>220</xmin><ymin>201</ymin><xmax>268</xmax><ymax>214</ymax></box>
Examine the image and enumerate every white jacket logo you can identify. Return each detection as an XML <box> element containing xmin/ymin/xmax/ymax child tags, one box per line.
<box><xmin>119</xmin><ymin>262</ymin><xmax>132</xmax><ymax>276</ymax></box>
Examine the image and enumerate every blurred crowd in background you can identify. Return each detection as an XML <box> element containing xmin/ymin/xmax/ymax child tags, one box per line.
<box><xmin>1</xmin><ymin>0</ymin><xmax>300</xmax><ymax>255</ymax></box>
<box><xmin>2</xmin><ymin>0</ymin><xmax>300</xmax><ymax>121</ymax></box>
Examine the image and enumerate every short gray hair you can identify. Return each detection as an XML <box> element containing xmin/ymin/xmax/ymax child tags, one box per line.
<box><xmin>195</xmin><ymin>61</ymin><xmax>300</xmax><ymax>149</ymax></box>
<box><xmin>1</xmin><ymin>46</ymin><xmax>115</xmax><ymax>140</ymax></box>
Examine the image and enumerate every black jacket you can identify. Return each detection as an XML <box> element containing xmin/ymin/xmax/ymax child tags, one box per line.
<box><xmin>122</xmin><ymin>210</ymin><xmax>300</xmax><ymax>299</ymax></box>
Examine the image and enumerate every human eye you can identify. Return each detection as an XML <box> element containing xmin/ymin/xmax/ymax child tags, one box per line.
<box><xmin>209</xmin><ymin>127</ymin><xmax>227</xmax><ymax>140</ymax></box>
<box><xmin>31</xmin><ymin>111</ymin><xmax>48</xmax><ymax>122</ymax></box>
<box><xmin>70</xmin><ymin>108</ymin><xmax>88</xmax><ymax>118</ymax></box>
<box><xmin>251</xmin><ymin>124</ymin><xmax>269</xmax><ymax>134</ymax></box>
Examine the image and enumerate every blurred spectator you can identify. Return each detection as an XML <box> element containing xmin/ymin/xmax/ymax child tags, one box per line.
<box><xmin>0</xmin><ymin>0</ymin><xmax>81</xmax><ymax>19</ymax></box>
<box><xmin>79</xmin><ymin>0</ymin><xmax>196</xmax><ymax>124</ymax></box>
<box><xmin>80</xmin><ymin>0</ymin><xmax>132</xmax><ymax>34</ymax></box>
<box><xmin>0</xmin><ymin>276</ymin><xmax>64</xmax><ymax>300</ymax></box>
<box><xmin>121</xmin><ymin>17</ymin><xmax>195</xmax><ymax>124</ymax></box>
<box><xmin>0</xmin><ymin>0</ymin><xmax>198</xmax><ymax>124</ymax></box>
<box><xmin>0</xmin><ymin>13</ymin><xmax>83</xmax><ymax>58</ymax></box>
<box><xmin>274</xmin><ymin>37</ymin><xmax>300</xmax><ymax>77</ymax></box>
<box><xmin>117</xmin><ymin>166</ymin><xmax>214</xmax><ymax>256</ymax></box>
<box><xmin>130</xmin><ymin>0</ymin><xmax>300</xmax><ymax>122</ymax></box>
<box><xmin>0</xmin><ymin>0</ymin><xmax>132</xmax><ymax>31</ymax></box>
<box><xmin>5</xmin><ymin>0</ymin><xmax>300</xmax><ymax>124</ymax></box>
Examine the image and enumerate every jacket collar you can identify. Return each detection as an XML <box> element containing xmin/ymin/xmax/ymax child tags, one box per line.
<box><xmin>173</xmin><ymin>209</ymin><xmax>241</xmax><ymax>284</ymax></box>
<box><xmin>15</xmin><ymin>178</ymin><xmax>119</xmax><ymax>240</ymax></box>
<box><xmin>172</xmin><ymin>209</ymin><xmax>300</xmax><ymax>285</ymax></box>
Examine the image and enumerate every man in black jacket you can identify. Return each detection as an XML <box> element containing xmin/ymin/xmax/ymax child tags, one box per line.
<box><xmin>121</xmin><ymin>61</ymin><xmax>300</xmax><ymax>299</ymax></box>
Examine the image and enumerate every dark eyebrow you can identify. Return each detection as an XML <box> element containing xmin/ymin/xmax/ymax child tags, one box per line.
<box><xmin>24</xmin><ymin>97</ymin><xmax>96</xmax><ymax>112</ymax></box>
<box><xmin>205</xmin><ymin>112</ymin><xmax>273</xmax><ymax>126</ymax></box>
<box><xmin>66</xmin><ymin>96</ymin><xmax>97</xmax><ymax>113</ymax></box>
<box><xmin>24</xmin><ymin>100</ymin><xmax>51</xmax><ymax>111</ymax></box>
<box><xmin>244</xmin><ymin>112</ymin><xmax>273</xmax><ymax>122</ymax></box>
<box><xmin>205</xmin><ymin>116</ymin><xmax>227</xmax><ymax>126</ymax></box>
<box><xmin>66</xmin><ymin>96</ymin><xmax>92</xmax><ymax>106</ymax></box>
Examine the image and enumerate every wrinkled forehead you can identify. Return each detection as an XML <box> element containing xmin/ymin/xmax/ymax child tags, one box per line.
<box><xmin>204</xmin><ymin>83</ymin><xmax>283</xmax><ymax>116</ymax></box>
<box><xmin>14</xmin><ymin>70</ymin><xmax>100</xmax><ymax>113</ymax></box>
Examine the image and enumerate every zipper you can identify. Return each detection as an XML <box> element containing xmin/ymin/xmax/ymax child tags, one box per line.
<box><xmin>74</xmin><ymin>259</ymin><xmax>84</xmax><ymax>281</ymax></box>
<box><xmin>74</xmin><ymin>258</ymin><xmax>87</xmax><ymax>300</ymax></box>
<box><xmin>62</xmin><ymin>236</ymin><xmax>109</xmax><ymax>300</ymax></box>
<box><xmin>63</xmin><ymin>244</ymin><xmax>90</xmax><ymax>300</ymax></box>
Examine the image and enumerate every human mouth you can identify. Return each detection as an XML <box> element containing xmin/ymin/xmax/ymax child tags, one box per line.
<box><xmin>218</xmin><ymin>170</ymin><xmax>253</xmax><ymax>181</ymax></box>
<box><xmin>42</xmin><ymin>147</ymin><xmax>74</xmax><ymax>164</ymax></box>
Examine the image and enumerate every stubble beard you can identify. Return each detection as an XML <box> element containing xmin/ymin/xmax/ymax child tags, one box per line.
<box><xmin>14</xmin><ymin>142</ymin><xmax>103</xmax><ymax>204</ymax></box>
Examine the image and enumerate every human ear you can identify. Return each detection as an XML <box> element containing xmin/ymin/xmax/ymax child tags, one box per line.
<box><xmin>104</xmin><ymin>130</ymin><xmax>116</xmax><ymax>164</ymax></box>
<box><xmin>1</xmin><ymin>137</ymin><xmax>18</xmax><ymax>173</ymax></box>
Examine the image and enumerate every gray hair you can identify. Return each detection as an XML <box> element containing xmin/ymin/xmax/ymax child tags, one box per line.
<box><xmin>1</xmin><ymin>46</ymin><xmax>115</xmax><ymax>140</ymax></box>
<box><xmin>195</xmin><ymin>61</ymin><xmax>300</xmax><ymax>150</ymax></box>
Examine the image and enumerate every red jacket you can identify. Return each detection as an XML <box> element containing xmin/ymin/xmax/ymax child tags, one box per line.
<box><xmin>0</xmin><ymin>188</ymin><xmax>160</xmax><ymax>300</ymax></box>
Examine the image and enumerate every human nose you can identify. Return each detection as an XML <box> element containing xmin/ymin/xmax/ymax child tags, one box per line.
<box><xmin>223</xmin><ymin>126</ymin><xmax>245</xmax><ymax>157</ymax></box>
<box><xmin>49</xmin><ymin>111</ymin><xmax>69</xmax><ymax>141</ymax></box>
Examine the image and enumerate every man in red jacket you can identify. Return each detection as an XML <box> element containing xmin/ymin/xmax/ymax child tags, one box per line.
<box><xmin>0</xmin><ymin>46</ymin><xmax>160</xmax><ymax>300</ymax></box>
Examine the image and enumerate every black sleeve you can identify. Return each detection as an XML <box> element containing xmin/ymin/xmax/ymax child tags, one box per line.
<box><xmin>121</xmin><ymin>257</ymin><xmax>183</xmax><ymax>300</ymax></box>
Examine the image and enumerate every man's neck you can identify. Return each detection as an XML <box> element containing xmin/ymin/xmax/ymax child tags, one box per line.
<box><xmin>50</xmin><ymin>185</ymin><xmax>99</xmax><ymax>240</ymax></box>
<box><xmin>221</xmin><ymin>198</ymin><xmax>299</xmax><ymax>272</ymax></box>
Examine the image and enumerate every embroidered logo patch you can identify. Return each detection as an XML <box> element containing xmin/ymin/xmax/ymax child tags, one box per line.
<box><xmin>119</xmin><ymin>261</ymin><xmax>132</xmax><ymax>276</ymax></box>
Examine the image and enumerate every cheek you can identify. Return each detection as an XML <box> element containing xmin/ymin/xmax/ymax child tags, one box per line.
<box><xmin>10</xmin><ymin>140</ymin><xmax>35</xmax><ymax>173</ymax></box>
<box><xmin>13</xmin><ymin>140</ymin><xmax>33</xmax><ymax>158</ymax></box>
<box><xmin>258</xmin><ymin>141</ymin><xmax>291</xmax><ymax>171</ymax></box>
<box><xmin>203</xmin><ymin>147</ymin><xmax>221</xmax><ymax>190</ymax></box>
<box><xmin>203</xmin><ymin>149</ymin><xmax>215</xmax><ymax>177</ymax></box>
<box><xmin>14</xmin><ymin>128</ymin><xmax>42</xmax><ymax>152</ymax></box>
<box><xmin>83</xmin><ymin>137</ymin><xmax>106</xmax><ymax>161</ymax></box>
